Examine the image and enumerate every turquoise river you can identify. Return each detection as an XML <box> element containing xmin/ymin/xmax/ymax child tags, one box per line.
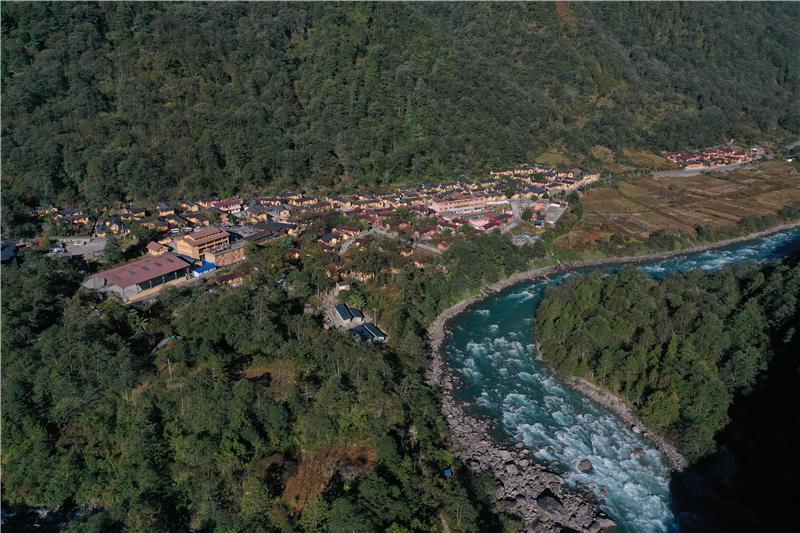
<box><xmin>442</xmin><ymin>228</ymin><xmax>800</xmax><ymax>532</ymax></box>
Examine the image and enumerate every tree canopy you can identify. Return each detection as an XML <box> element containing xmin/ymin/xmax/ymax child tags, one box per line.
<box><xmin>3</xmin><ymin>2</ymin><xmax>799</xmax><ymax>206</ymax></box>
<box><xmin>535</xmin><ymin>258</ymin><xmax>800</xmax><ymax>461</ymax></box>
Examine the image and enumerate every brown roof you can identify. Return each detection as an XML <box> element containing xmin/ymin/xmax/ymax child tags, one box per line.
<box><xmin>98</xmin><ymin>253</ymin><xmax>190</xmax><ymax>288</ymax></box>
<box><xmin>146</xmin><ymin>241</ymin><xmax>166</xmax><ymax>252</ymax></box>
<box><xmin>183</xmin><ymin>226</ymin><xmax>228</xmax><ymax>246</ymax></box>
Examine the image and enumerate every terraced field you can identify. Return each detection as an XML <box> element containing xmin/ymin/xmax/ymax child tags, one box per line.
<box><xmin>558</xmin><ymin>160</ymin><xmax>800</xmax><ymax>251</ymax></box>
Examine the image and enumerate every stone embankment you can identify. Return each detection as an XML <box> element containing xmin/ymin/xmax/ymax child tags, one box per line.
<box><xmin>428</xmin><ymin>337</ymin><xmax>616</xmax><ymax>532</ymax></box>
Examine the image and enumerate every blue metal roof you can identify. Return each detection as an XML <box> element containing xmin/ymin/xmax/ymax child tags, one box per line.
<box><xmin>194</xmin><ymin>261</ymin><xmax>216</xmax><ymax>274</ymax></box>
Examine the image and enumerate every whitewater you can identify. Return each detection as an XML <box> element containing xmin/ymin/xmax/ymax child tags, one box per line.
<box><xmin>442</xmin><ymin>228</ymin><xmax>800</xmax><ymax>532</ymax></box>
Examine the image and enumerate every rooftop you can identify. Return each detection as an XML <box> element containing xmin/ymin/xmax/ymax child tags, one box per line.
<box><xmin>183</xmin><ymin>226</ymin><xmax>229</xmax><ymax>246</ymax></box>
<box><xmin>95</xmin><ymin>253</ymin><xmax>190</xmax><ymax>288</ymax></box>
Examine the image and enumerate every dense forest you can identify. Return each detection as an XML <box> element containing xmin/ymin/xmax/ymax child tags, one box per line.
<box><xmin>534</xmin><ymin>258</ymin><xmax>800</xmax><ymax>462</ymax></box>
<box><xmin>1</xmin><ymin>229</ymin><xmax>540</xmax><ymax>531</ymax></box>
<box><xmin>3</xmin><ymin>2</ymin><xmax>799</xmax><ymax>207</ymax></box>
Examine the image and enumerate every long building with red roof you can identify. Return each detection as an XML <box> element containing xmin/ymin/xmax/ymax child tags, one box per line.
<box><xmin>82</xmin><ymin>253</ymin><xmax>192</xmax><ymax>302</ymax></box>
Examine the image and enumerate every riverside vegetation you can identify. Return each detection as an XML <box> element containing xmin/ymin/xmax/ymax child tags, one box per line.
<box><xmin>534</xmin><ymin>256</ymin><xmax>800</xmax><ymax>463</ymax></box>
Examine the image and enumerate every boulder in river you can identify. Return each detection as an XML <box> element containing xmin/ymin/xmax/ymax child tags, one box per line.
<box><xmin>631</xmin><ymin>424</ymin><xmax>642</xmax><ymax>434</ymax></box>
<box><xmin>578</xmin><ymin>458</ymin><xmax>594</xmax><ymax>473</ymax></box>
<box><xmin>632</xmin><ymin>447</ymin><xmax>645</xmax><ymax>458</ymax></box>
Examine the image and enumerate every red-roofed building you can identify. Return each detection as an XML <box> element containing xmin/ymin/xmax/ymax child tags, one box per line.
<box><xmin>82</xmin><ymin>253</ymin><xmax>191</xmax><ymax>302</ymax></box>
<box><xmin>146</xmin><ymin>241</ymin><xmax>168</xmax><ymax>256</ymax></box>
<box><xmin>211</xmin><ymin>198</ymin><xmax>243</xmax><ymax>213</ymax></box>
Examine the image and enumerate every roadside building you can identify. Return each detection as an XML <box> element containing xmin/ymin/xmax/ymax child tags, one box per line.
<box><xmin>175</xmin><ymin>226</ymin><xmax>230</xmax><ymax>260</ymax></box>
<box><xmin>183</xmin><ymin>212</ymin><xmax>211</xmax><ymax>226</ymax></box>
<box><xmin>212</xmin><ymin>198</ymin><xmax>243</xmax><ymax>214</ymax></box>
<box><xmin>204</xmin><ymin>240</ymin><xmax>247</xmax><ymax>267</ymax></box>
<box><xmin>179</xmin><ymin>200</ymin><xmax>201</xmax><ymax>212</ymax></box>
<box><xmin>192</xmin><ymin>261</ymin><xmax>216</xmax><ymax>278</ymax></box>
<box><xmin>146</xmin><ymin>241</ymin><xmax>168</xmax><ymax>256</ymax></box>
<box><xmin>210</xmin><ymin>270</ymin><xmax>246</xmax><ymax>287</ymax></box>
<box><xmin>157</xmin><ymin>203</ymin><xmax>175</xmax><ymax>216</ymax></box>
<box><xmin>318</xmin><ymin>232</ymin><xmax>340</xmax><ymax>247</ymax></box>
<box><xmin>82</xmin><ymin>253</ymin><xmax>191</xmax><ymax>302</ymax></box>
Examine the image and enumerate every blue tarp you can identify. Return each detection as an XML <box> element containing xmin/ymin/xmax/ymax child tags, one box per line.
<box><xmin>193</xmin><ymin>261</ymin><xmax>216</xmax><ymax>275</ymax></box>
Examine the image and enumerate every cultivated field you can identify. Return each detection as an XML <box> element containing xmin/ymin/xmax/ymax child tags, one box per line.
<box><xmin>558</xmin><ymin>160</ymin><xmax>800</xmax><ymax>250</ymax></box>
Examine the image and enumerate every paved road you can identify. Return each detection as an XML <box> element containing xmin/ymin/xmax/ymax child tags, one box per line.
<box><xmin>48</xmin><ymin>237</ymin><xmax>107</xmax><ymax>258</ymax></box>
<box><xmin>338</xmin><ymin>229</ymin><xmax>374</xmax><ymax>256</ymax></box>
<box><xmin>501</xmin><ymin>200</ymin><xmax>533</xmax><ymax>234</ymax></box>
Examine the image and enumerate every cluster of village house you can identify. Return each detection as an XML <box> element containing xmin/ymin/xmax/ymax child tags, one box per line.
<box><xmin>328</xmin><ymin>303</ymin><xmax>388</xmax><ymax>344</ymax></box>
<box><xmin>662</xmin><ymin>145</ymin><xmax>758</xmax><ymax>169</ymax></box>
<box><xmin>29</xmin><ymin>163</ymin><xmax>599</xmax><ymax>305</ymax></box>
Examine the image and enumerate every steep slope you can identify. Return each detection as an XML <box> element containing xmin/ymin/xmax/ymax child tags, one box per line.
<box><xmin>2</xmin><ymin>3</ymin><xmax>799</xmax><ymax>204</ymax></box>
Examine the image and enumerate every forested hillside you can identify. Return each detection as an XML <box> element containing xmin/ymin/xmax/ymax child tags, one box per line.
<box><xmin>534</xmin><ymin>258</ymin><xmax>800</xmax><ymax>462</ymax></box>
<box><xmin>3</xmin><ymin>2</ymin><xmax>799</xmax><ymax>206</ymax></box>
<box><xmin>1</xmin><ymin>243</ymin><xmax>512</xmax><ymax>531</ymax></box>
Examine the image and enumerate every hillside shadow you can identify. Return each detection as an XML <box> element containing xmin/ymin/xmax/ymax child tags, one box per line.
<box><xmin>669</xmin><ymin>334</ymin><xmax>799</xmax><ymax>532</ymax></box>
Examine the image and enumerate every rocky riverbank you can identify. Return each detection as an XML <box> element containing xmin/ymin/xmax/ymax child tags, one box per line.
<box><xmin>428</xmin><ymin>350</ymin><xmax>616</xmax><ymax>532</ymax></box>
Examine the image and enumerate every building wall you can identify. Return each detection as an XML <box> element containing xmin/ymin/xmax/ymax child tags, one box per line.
<box><xmin>206</xmin><ymin>245</ymin><xmax>246</xmax><ymax>267</ymax></box>
<box><xmin>175</xmin><ymin>235</ymin><xmax>229</xmax><ymax>259</ymax></box>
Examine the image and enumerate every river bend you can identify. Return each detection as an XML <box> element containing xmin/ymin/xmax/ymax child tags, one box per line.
<box><xmin>442</xmin><ymin>228</ymin><xmax>800</xmax><ymax>532</ymax></box>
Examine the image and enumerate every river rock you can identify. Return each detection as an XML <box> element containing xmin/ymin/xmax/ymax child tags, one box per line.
<box><xmin>519</xmin><ymin>459</ymin><xmax>530</xmax><ymax>468</ymax></box>
<box><xmin>515</xmin><ymin>441</ymin><xmax>525</xmax><ymax>449</ymax></box>
<box><xmin>498</xmin><ymin>498</ymin><xmax>516</xmax><ymax>512</ymax></box>
<box><xmin>632</xmin><ymin>447</ymin><xmax>645</xmax><ymax>458</ymax></box>
<box><xmin>536</xmin><ymin>493</ymin><xmax>565</xmax><ymax>519</ymax></box>
<box><xmin>545</xmin><ymin>446</ymin><xmax>556</xmax><ymax>455</ymax></box>
<box><xmin>578</xmin><ymin>458</ymin><xmax>594</xmax><ymax>473</ymax></box>
<box><xmin>505</xmin><ymin>463</ymin><xmax>519</xmax><ymax>475</ymax></box>
<box><xmin>589</xmin><ymin>517</ymin><xmax>617</xmax><ymax>532</ymax></box>
<box><xmin>631</xmin><ymin>424</ymin><xmax>642</xmax><ymax>434</ymax></box>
